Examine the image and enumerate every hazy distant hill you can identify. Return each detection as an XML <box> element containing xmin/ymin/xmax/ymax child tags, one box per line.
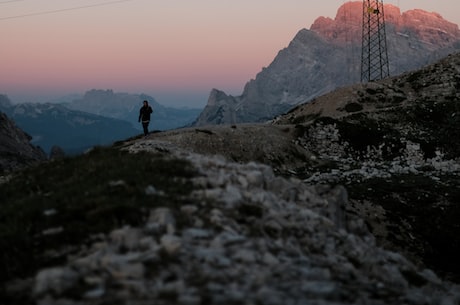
<box><xmin>0</xmin><ymin>95</ymin><xmax>140</xmax><ymax>155</ymax></box>
<box><xmin>66</xmin><ymin>89</ymin><xmax>202</xmax><ymax>131</ymax></box>
<box><xmin>193</xmin><ymin>2</ymin><xmax>460</xmax><ymax>126</ymax></box>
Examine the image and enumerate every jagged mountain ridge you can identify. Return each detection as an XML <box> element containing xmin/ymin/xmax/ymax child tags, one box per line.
<box><xmin>311</xmin><ymin>2</ymin><xmax>460</xmax><ymax>48</ymax></box>
<box><xmin>193</xmin><ymin>1</ymin><xmax>460</xmax><ymax>126</ymax></box>
<box><xmin>66</xmin><ymin>89</ymin><xmax>202</xmax><ymax>131</ymax></box>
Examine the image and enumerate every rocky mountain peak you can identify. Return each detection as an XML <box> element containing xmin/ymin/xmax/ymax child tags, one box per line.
<box><xmin>193</xmin><ymin>2</ymin><xmax>460</xmax><ymax>127</ymax></box>
<box><xmin>310</xmin><ymin>1</ymin><xmax>460</xmax><ymax>47</ymax></box>
<box><xmin>310</xmin><ymin>1</ymin><xmax>362</xmax><ymax>45</ymax></box>
<box><xmin>400</xmin><ymin>9</ymin><xmax>460</xmax><ymax>46</ymax></box>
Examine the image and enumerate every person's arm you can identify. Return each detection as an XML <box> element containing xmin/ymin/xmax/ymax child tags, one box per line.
<box><xmin>138</xmin><ymin>109</ymin><xmax>142</xmax><ymax>122</ymax></box>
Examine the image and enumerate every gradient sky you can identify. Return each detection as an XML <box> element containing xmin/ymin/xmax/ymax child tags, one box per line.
<box><xmin>1</xmin><ymin>0</ymin><xmax>459</xmax><ymax>107</ymax></box>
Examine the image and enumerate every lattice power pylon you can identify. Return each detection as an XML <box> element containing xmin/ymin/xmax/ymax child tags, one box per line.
<box><xmin>361</xmin><ymin>0</ymin><xmax>390</xmax><ymax>82</ymax></box>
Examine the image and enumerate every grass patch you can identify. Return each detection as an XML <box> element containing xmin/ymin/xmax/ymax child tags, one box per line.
<box><xmin>406</xmin><ymin>101</ymin><xmax>460</xmax><ymax>159</ymax></box>
<box><xmin>0</xmin><ymin>146</ymin><xmax>197</xmax><ymax>283</ymax></box>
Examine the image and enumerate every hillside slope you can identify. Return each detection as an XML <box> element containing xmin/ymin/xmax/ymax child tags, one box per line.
<box><xmin>1</xmin><ymin>53</ymin><xmax>459</xmax><ymax>304</ymax></box>
<box><xmin>125</xmin><ymin>52</ymin><xmax>460</xmax><ymax>281</ymax></box>
<box><xmin>0</xmin><ymin>112</ymin><xmax>47</xmax><ymax>173</ymax></box>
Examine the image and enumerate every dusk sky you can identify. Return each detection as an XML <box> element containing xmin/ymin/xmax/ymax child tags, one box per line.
<box><xmin>1</xmin><ymin>0</ymin><xmax>459</xmax><ymax>107</ymax></box>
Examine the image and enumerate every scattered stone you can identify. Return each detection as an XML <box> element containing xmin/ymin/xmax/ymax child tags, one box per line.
<box><xmin>31</xmin><ymin>146</ymin><xmax>460</xmax><ymax>304</ymax></box>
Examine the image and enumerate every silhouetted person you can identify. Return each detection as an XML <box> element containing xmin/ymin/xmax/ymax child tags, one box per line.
<box><xmin>138</xmin><ymin>100</ymin><xmax>153</xmax><ymax>136</ymax></box>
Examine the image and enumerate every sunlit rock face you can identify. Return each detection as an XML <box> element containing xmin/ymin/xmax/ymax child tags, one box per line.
<box><xmin>311</xmin><ymin>3</ymin><xmax>460</xmax><ymax>47</ymax></box>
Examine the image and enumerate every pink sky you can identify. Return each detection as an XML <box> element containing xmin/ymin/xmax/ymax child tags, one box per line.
<box><xmin>1</xmin><ymin>0</ymin><xmax>459</xmax><ymax>107</ymax></box>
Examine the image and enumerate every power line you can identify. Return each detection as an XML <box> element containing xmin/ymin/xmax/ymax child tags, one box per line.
<box><xmin>0</xmin><ymin>0</ymin><xmax>25</xmax><ymax>4</ymax></box>
<box><xmin>0</xmin><ymin>0</ymin><xmax>137</xmax><ymax>21</ymax></box>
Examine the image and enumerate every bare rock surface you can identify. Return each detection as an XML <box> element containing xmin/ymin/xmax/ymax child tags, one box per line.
<box><xmin>147</xmin><ymin>52</ymin><xmax>460</xmax><ymax>283</ymax></box>
<box><xmin>29</xmin><ymin>50</ymin><xmax>460</xmax><ymax>302</ymax></box>
<box><xmin>31</xmin><ymin>143</ymin><xmax>460</xmax><ymax>304</ymax></box>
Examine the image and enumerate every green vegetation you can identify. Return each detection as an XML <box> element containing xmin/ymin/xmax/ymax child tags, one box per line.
<box><xmin>406</xmin><ymin>101</ymin><xmax>460</xmax><ymax>159</ymax></box>
<box><xmin>0</xmin><ymin>146</ymin><xmax>197</xmax><ymax>283</ymax></box>
<box><xmin>344</xmin><ymin>174</ymin><xmax>460</xmax><ymax>282</ymax></box>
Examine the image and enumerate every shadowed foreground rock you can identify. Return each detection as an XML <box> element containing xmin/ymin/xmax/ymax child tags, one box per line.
<box><xmin>29</xmin><ymin>142</ymin><xmax>460</xmax><ymax>305</ymax></box>
<box><xmin>0</xmin><ymin>112</ymin><xmax>47</xmax><ymax>173</ymax></box>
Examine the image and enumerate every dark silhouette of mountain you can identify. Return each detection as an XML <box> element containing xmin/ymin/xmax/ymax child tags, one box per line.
<box><xmin>0</xmin><ymin>110</ymin><xmax>47</xmax><ymax>173</ymax></box>
<box><xmin>66</xmin><ymin>89</ymin><xmax>202</xmax><ymax>131</ymax></box>
<box><xmin>193</xmin><ymin>1</ymin><xmax>460</xmax><ymax>126</ymax></box>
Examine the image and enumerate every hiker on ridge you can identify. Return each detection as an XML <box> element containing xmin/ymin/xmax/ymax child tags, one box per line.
<box><xmin>138</xmin><ymin>100</ymin><xmax>153</xmax><ymax>136</ymax></box>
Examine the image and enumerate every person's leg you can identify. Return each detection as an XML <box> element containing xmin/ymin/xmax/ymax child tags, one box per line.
<box><xmin>142</xmin><ymin>122</ymin><xmax>148</xmax><ymax>136</ymax></box>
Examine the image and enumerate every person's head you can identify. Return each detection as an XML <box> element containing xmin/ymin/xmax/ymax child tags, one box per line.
<box><xmin>143</xmin><ymin>100</ymin><xmax>148</xmax><ymax>106</ymax></box>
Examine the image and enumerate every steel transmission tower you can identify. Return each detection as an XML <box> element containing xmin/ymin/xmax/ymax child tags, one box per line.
<box><xmin>361</xmin><ymin>0</ymin><xmax>390</xmax><ymax>82</ymax></box>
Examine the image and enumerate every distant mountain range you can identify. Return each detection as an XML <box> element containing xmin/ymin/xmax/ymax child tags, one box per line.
<box><xmin>0</xmin><ymin>91</ymin><xmax>202</xmax><ymax>156</ymax></box>
<box><xmin>4</xmin><ymin>2</ymin><xmax>460</xmax><ymax>154</ymax></box>
<box><xmin>0</xmin><ymin>95</ymin><xmax>140</xmax><ymax>155</ymax></box>
<box><xmin>193</xmin><ymin>1</ymin><xmax>460</xmax><ymax>126</ymax></box>
<box><xmin>65</xmin><ymin>89</ymin><xmax>202</xmax><ymax>131</ymax></box>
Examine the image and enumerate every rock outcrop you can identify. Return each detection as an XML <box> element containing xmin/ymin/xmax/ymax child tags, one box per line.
<box><xmin>193</xmin><ymin>1</ymin><xmax>460</xmax><ymax>126</ymax></box>
<box><xmin>311</xmin><ymin>3</ymin><xmax>460</xmax><ymax>48</ymax></box>
<box><xmin>274</xmin><ymin>51</ymin><xmax>460</xmax><ymax>281</ymax></box>
<box><xmin>0</xmin><ymin>111</ymin><xmax>47</xmax><ymax>173</ymax></box>
<box><xmin>28</xmin><ymin>148</ymin><xmax>460</xmax><ymax>304</ymax></box>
